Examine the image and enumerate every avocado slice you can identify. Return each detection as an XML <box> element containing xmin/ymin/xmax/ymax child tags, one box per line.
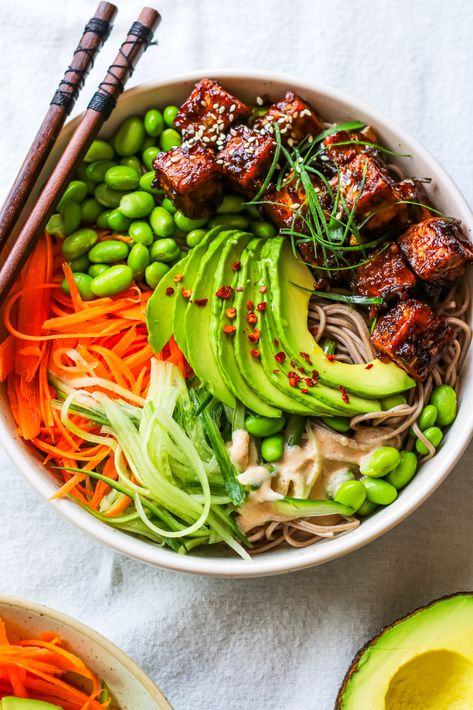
<box><xmin>263</xmin><ymin>238</ymin><xmax>415</xmax><ymax>398</ymax></box>
<box><xmin>336</xmin><ymin>593</ymin><xmax>473</xmax><ymax>710</ymax></box>
<box><xmin>210</xmin><ymin>232</ymin><xmax>281</xmax><ymax>417</ymax></box>
<box><xmin>1</xmin><ymin>700</ymin><xmax>61</xmax><ymax>709</ymax></box>
<box><xmin>146</xmin><ymin>255</ymin><xmax>190</xmax><ymax>353</ymax></box>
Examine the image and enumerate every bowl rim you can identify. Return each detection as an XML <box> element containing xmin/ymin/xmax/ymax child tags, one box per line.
<box><xmin>1</xmin><ymin>68</ymin><xmax>473</xmax><ymax>578</ymax></box>
<box><xmin>0</xmin><ymin>595</ymin><xmax>172</xmax><ymax>708</ymax></box>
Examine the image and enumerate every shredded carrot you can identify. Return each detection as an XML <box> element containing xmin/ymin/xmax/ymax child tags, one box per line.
<box><xmin>0</xmin><ymin>335</ymin><xmax>15</xmax><ymax>382</ymax></box>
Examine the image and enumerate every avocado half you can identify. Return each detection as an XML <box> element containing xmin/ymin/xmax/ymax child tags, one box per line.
<box><xmin>336</xmin><ymin>593</ymin><xmax>473</xmax><ymax>709</ymax></box>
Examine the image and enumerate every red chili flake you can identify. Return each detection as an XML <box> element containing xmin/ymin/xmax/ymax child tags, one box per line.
<box><xmin>250</xmin><ymin>348</ymin><xmax>261</xmax><ymax>358</ymax></box>
<box><xmin>365</xmin><ymin>363</ymin><xmax>374</xmax><ymax>369</ymax></box>
<box><xmin>247</xmin><ymin>312</ymin><xmax>258</xmax><ymax>325</ymax></box>
<box><xmin>272</xmin><ymin>369</ymin><xmax>280</xmax><ymax>374</ymax></box>
<box><xmin>216</xmin><ymin>285</ymin><xmax>233</xmax><ymax>299</ymax></box>
<box><xmin>236</xmin><ymin>286</ymin><xmax>243</xmax><ymax>292</ymax></box>
<box><xmin>300</xmin><ymin>388</ymin><xmax>309</xmax><ymax>394</ymax></box>
<box><xmin>326</xmin><ymin>354</ymin><xmax>336</xmax><ymax>362</ymax></box>
<box><xmin>311</xmin><ymin>369</ymin><xmax>319</xmax><ymax>382</ymax></box>
<box><xmin>300</xmin><ymin>352</ymin><xmax>311</xmax><ymax>364</ymax></box>
<box><xmin>290</xmin><ymin>359</ymin><xmax>296</xmax><ymax>368</ymax></box>
<box><xmin>259</xmin><ymin>285</ymin><xmax>267</xmax><ymax>293</ymax></box>
<box><xmin>194</xmin><ymin>298</ymin><xmax>208</xmax><ymax>307</ymax></box>
<box><xmin>287</xmin><ymin>371</ymin><xmax>301</xmax><ymax>380</ymax></box>
<box><xmin>339</xmin><ymin>385</ymin><xmax>350</xmax><ymax>403</ymax></box>
<box><xmin>232</xmin><ymin>260</ymin><xmax>241</xmax><ymax>271</ymax></box>
<box><xmin>305</xmin><ymin>378</ymin><xmax>316</xmax><ymax>388</ymax></box>
<box><xmin>226</xmin><ymin>307</ymin><xmax>236</xmax><ymax>319</ymax></box>
<box><xmin>173</xmin><ymin>274</ymin><xmax>184</xmax><ymax>283</ymax></box>
<box><xmin>223</xmin><ymin>325</ymin><xmax>236</xmax><ymax>334</ymax></box>
<box><xmin>165</xmin><ymin>287</ymin><xmax>174</xmax><ymax>296</ymax></box>
<box><xmin>289</xmin><ymin>377</ymin><xmax>299</xmax><ymax>388</ymax></box>
<box><xmin>256</xmin><ymin>302</ymin><xmax>267</xmax><ymax>312</ymax></box>
<box><xmin>181</xmin><ymin>288</ymin><xmax>192</xmax><ymax>299</ymax></box>
<box><xmin>297</xmin><ymin>366</ymin><xmax>306</xmax><ymax>375</ymax></box>
<box><xmin>246</xmin><ymin>300</ymin><xmax>254</xmax><ymax>310</ymax></box>
<box><xmin>274</xmin><ymin>351</ymin><xmax>286</xmax><ymax>364</ymax></box>
<box><xmin>309</xmin><ymin>326</ymin><xmax>318</xmax><ymax>337</ymax></box>
<box><xmin>274</xmin><ymin>338</ymin><xmax>279</xmax><ymax>347</ymax></box>
<box><xmin>248</xmin><ymin>329</ymin><xmax>260</xmax><ymax>343</ymax></box>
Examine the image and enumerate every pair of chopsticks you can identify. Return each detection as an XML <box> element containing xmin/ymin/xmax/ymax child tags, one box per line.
<box><xmin>0</xmin><ymin>3</ymin><xmax>161</xmax><ymax>300</ymax></box>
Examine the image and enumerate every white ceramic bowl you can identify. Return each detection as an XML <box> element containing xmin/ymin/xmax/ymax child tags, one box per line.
<box><xmin>1</xmin><ymin>70</ymin><xmax>472</xmax><ymax>578</ymax></box>
<box><xmin>0</xmin><ymin>596</ymin><xmax>171</xmax><ymax>709</ymax></box>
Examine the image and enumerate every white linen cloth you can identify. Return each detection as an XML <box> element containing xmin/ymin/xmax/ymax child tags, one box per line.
<box><xmin>1</xmin><ymin>1</ymin><xmax>473</xmax><ymax>707</ymax></box>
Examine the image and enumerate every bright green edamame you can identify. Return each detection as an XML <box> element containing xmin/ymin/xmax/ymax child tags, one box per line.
<box><xmin>261</xmin><ymin>435</ymin><xmax>284</xmax><ymax>463</ymax></box>
<box><xmin>84</xmin><ymin>139</ymin><xmax>114</xmax><ymax>163</ymax></box>
<box><xmin>88</xmin><ymin>263</ymin><xmax>110</xmax><ymax>278</ymax></box>
<box><xmin>86</xmin><ymin>160</ymin><xmax>116</xmax><ymax>184</ymax></box>
<box><xmin>209</xmin><ymin>214</ymin><xmax>250</xmax><ymax>230</ymax></box>
<box><xmin>142</xmin><ymin>146</ymin><xmax>160</xmax><ymax>171</ymax></box>
<box><xmin>96</xmin><ymin>210</ymin><xmax>112</xmax><ymax>229</ymax></box>
<box><xmin>62</xmin><ymin>228</ymin><xmax>98</xmax><ymax>260</ymax></box>
<box><xmin>129</xmin><ymin>221</ymin><xmax>154</xmax><ymax>245</ymax></box>
<box><xmin>161</xmin><ymin>197</ymin><xmax>176</xmax><ymax>214</ymax></box>
<box><xmin>150</xmin><ymin>238</ymin><xmax>180</xmax><ymax>263</ymax></box>
<box><xmin>174</xmin><ymin>210</ymin><xmax>207</xmax><ymax>232</ymax></box>
<box><xmin>88</xmin><ymin>240</ymin><xmax>130</xmax><ymax>264</ymax></box>
<box><xmin>386</xmin><ymin>451</ymin><xmax>418</xmax><ymax>490</ymax></box>
<box><xmin>120</xmin><ymin>155</ymin><xmax>142</xmax><ymax>174</ymax></box>
<box><xmin>251</xmin><ymin>221</ymin><xmax>277</xmax><ymax>238</ymax></box>
<box><xmin>106</xmin><ymin>209</ymin><xmax>131</xmax><ymax>232</ymax></box>
<box><xmin>105</xmin><ymin>165</ymin><xmax>140</xmax><ymax>191</ymax></box>
<box><xmin>362</xmin><ymin>477</ymin><xmax>398</xmax><ymax>505</ymax></box>
<box><xmin>321</xmin><ymin>416</ymin><xmax>351</xmax><ymax>433</ymax></box>
<box><xmin>81</xmin><ymin>198</ymin><xmax>103</xmax><ymax>224</ymax></box>
<box><xmin>150</xmin><ymin>207</ymin><xmax>175</xmax><ymax>237</ymax></box>
<box><xmin>357</xmin><ymin>499</ymin><xmax>378</xmax><ymax>517</ymax></box>
<box><xmin>61</xmin><ymin>273</ymin><xmax>94</xmax><ymax>301</ymax></box>
<box><xmin>380</xmin><ymin>394</ymin><xmax>407</xmax><ymax>410</ymax></box>
<box><xmin>95</xmin><ymin>183</ymin><xmax>126</xmax><ymax>208</ymax></box>
<box><xmin>58</xmin><ymin>180</ymin><xmax>88</xmax><ymax>210</ymax></box>
<box><xmin>416</xmin><ymin>426</ymin><xmax>443</xmax><ymax>455</ymax></box>
<box><xmin>144</xmin><ymin>108</ymin><xmax>165</xmax><ymax>137</ymax></box>
<box><xmin>60</xmin><ymin>201</ymin><xmax>82</xmax><ymax>235</ymax></box>
<box><xmin>119</xmin><ymin>191</ymin><xmax>155</xmax><ymax>218</ymax></box>
<box><xmin>216</xmin><ymin>195</ymin><xmax>246</xmax><ymax>214</ymax></box>
<box><xmin>359</xmin><ymin>446</ymin><xmax>401</xmax><ymax>478</ymax></box>
<box><xmin>145</xmin><ymin>261</ymin><xmax>170</xmax><ymax>289</ymax></box>
<box><xmin>430</xmin><ymin>385</ymin><xmax>457</xmax><ymax>426</ymax></box>
<box><xmin>245</xmin><ymin>414</ymin><xmax>286</xmax><ymax>437</ymax></box>
<box><xmin>163</xmin><ymin>105</ymin><xmax>179</xmax><ymax>127</ymax></box>
<box><xmin>46</xmin><ymin>214</ymin><xmax>65</xmax><ymax>237</ymax></box>
<box><xmin>69</xmin><ymin>254</ymin><xmax>90</xmax><ymax>273</ymax></box>
<box><xmin>113</xmin><ymin>116</ymin><xmax>145</xmax><ymax>157</ymax></box>
<box><xmin>334</xmin><ymin>480</ymin><xmax>366</xmax><ymax>512</ymax></box>
<box><xmin>90</xmin><ymin>265</ymin><xmax>133</xmax><ymax>297</ymax></box>
<box><xmin>186</xmin><ymin>229</ymin><xmax>207</xmax><ymax>248</ymax></box>
<box><xmin>160</xmin><ymin>128</ymin><xmax>182</xmax><ymax>151</ymax></box>
<box><xmin>418</xmin><ymin>404</ymin><xmax>438</xmax><ymax>432</ymax></box>
<box><xmin>139</xmin><ymin>171</ymin><xmax>161</xmax><ymax>195</ymax></box>
<box><xmin>127</xmin><ymin>243</ymin><xmax>150</xmax><ymax>277</ymax></box>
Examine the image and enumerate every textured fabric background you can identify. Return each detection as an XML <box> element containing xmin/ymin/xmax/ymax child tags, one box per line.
<box><xmin>1</xmin><ymin>1</ymin><xmax>472</xmax><ymax>708</ymax></box>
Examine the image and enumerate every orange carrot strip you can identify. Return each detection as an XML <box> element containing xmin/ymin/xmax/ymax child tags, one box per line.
<box><xmin>50</xmin><ymin>473</ymin><xmax>87</xmax><ymax>500</ymax></box>
<box><xmin>0</xmin><ymin>335</ymin><xmax>15</xmax><ymax>381</ymax></box>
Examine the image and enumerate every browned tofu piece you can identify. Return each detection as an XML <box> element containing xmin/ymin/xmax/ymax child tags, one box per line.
<box><xmin>153</xmin><ymin>144</ymin><xmax>222</xmax><ymax>218</ymax></box>
<box><xmin>397</xmin><ymin>217</ymin><xmax>473</xmax><ymax>285</ymax></box>
<box><xmin>174</xmin><ymin>79</ymin><xmax>250</xmax><ymax>149</ymax></box>
<box><xmin>354</xmin><ymin>243</ymin><xmax>417</xmax><ymax>303</ymax></box>
<box><xmin>216</xmin><ymin>125</ymin><xmax>275</xmax><ymax>196</ymax></box>
<box><xmin>254</xmin><ymin>91</ymin><xmax>324</xmax><ymax>146</ymax></box>
<box><xmin>394</xmin><ymin>179</ymin><xmax>434</xmax><ymax>222</ymax></box>
<box><xmin>323</xmin><ymin>126</ymin><xmax>379</xmax><ymax>166</ymax></box>
<box><xmin>339</xmin><ymin>154</ymin><xmax>408</xmax><ymax>232</ymax></box>
<box><xmin>262</xmin><ymin>170</ymin><xmax>310</xmax><ymax>234</ymax></box>
<box><xmin>371</xmin><ymin>299</ymin><xmax>455</xmax><ymax>381</ymax></box>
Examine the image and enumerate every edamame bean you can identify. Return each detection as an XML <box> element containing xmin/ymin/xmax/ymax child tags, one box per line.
<box><xmin>217</xmin><ymin>195</ymin><xmax>246</xmax><ymax>214</ymax></box>
<box><xmin>145</xmin><ymin>261</ymin><xmax>170</xmax><ymax>289</ymax></box>
<box><xmin>105</xmin><ymin>166</ymin><xmax>140</xmax><ymax>191</ymax></box>
<box><xmin>81</xmin><ymin>198</ymin><xmax>103</xmax><ymax>224</ymax></box>
<box><xmin>62</xmin><ymin>228</ymin><xmax>98</xmax><ymax>260</ymax></box>
<box><xmin>84</xmin><ymin>139</ymin><xmax>114</xmax><ymax>163</ymax></box>
<box><xmin>142</xmin><ymin>135</ymin><xmax>155</xmax><ymax>150</ymax></box>
<box><xmin>69</xmin><ymin>254</ymin><xmax>90</xmax><ymax>273</ymax></box>
<box><xmin>386</xmin><ymin>451</ymin><xmax>418</xmax><ymax>490</ymax></box>
<box><xmin>113</xmin><ymin>116</ymin><xmax>145</xmax><ymax>157</ymax></box>
<box><xmin>150</xmin><ymin>238</ymin><xmax>180</xmax><ymax>263</ymax></box>
<box><xmin>86</xmin><ymin>160</ymin><xmax>117</xmax><ymax>184</ymax></box>
<box><xmin>418</xmin><ymin>404</ymin><xmax>438</xmax><ymax>432</ymax></box>
<box><xmin>163</xmin><ymin>105</ymin><xmax>179</xmax><ymax>127</ymax></box>
<box><xmin>380</xmin><ymin>394</ymin><xmax>407</xmax><ymax>410</ymax></box>
<box><xmin>430</xmin><ymin>385</ymin><xmax>457</xmax><ymax>426</ymax></box>
<box><xmin>246</xmin><ymin>204</ymin><xmax>260</xmax><ymax>219</ymax></box>
<box><xmin>46</xmin><ymin>214</ymin><xmax>65</xmax><ymax>237</ymax></box>
<box><xmin>61</xmin><ymin>272</ymin><xmax>94</xmax><ymax>301</ymax></box>
<box><xmin>150</xmin><ymin>206</ymin><xmax>175</xmax><ymax>237</ymax></box>
<box><xmin>357</xmin><ymin>499</ymin><xmax>378</xmax><ymax>517</ymax></box>
<box><xmin>359</xmin><ymin>447</ymin><xmax>401</xmax><ymax>478</ymax></box>
<box><xmin>60</xmin><ymin>201</ymin><xmax>82</xmax><ymax>235</ymax></box>
<box><xmin>186</xmin><ymin>229</ymin><xmax>207</xmax><ymax>248</ymax></box>
<box><xmin>261</xmin><ymin>434</ymin><xmax>284</xmax><ymax>463</ymax></box>
<box><xmin>251</xmin><ymin>220</ymin><xmax>277</xmax><ymax>238</ymax></box>
<box><xmin>95</xmin><ymin>183</ymin><xmax>127</xmax><ymax>208</ymax></box>
<box><xmin>160</xmin><ymin>128</ymin><xmax>182</xmax><ymax>151</ymax></box>
<box><xmin>362</xmin><ymin>477</ymin><xmax>398</xmax><ymax>505</ymax></box>
<box><xmin>106</xmin><ymin>209</ymin><xmax>132</xmax><ymax>232</ymax></box>
<box><xmin>174</xmin><ymin>210</ymin><xmax>207</xmax><ymax>232</ymax></box>
<box><xmin>120</xmin><ymin>155</ymin><xmax>143</xmax><ymax>174</ymax></box>
<box><xmin>161</xmin><ymin>197</ymin><xmax>176</xmax><ymax>214</ymax></box>
<box><xmin>119</xmin><ymin>191</ymin><xmax>155</xmax><ymax>218</ymax></box>
<box><xmin>142</xmin><ymin>146</ymin><xmax>160</xmax><ymax>171</ymax></box>
<box><xmin>88</xmin><ymin>263</ymin><xmax>109</xmax><ymax>278</ymax></box>
<box><xmin>208</xmin><ymin>214</ymin><xmax>250</xmax><ymax>230</ymax></box>
<box><xmin>90</xmin><ymin>265</ymin><xmax>133</xmax><ymax>297</ymax></box>
<box><xmin>96</xmin><ymin>210</ymin><xmax>112</xmax><ymax>229</ymax></box>
<box><xmin>76</xmin><ymin>163</ymin><xmax>96</xmax><ymax>194</ymax></box>
<box><xmin>88</xmin><ymin>240</ymin><xmax>130</xmax><ymax>264</ymax></box>
<box><xmin>129</xmin><ymin>221</ymin><xmax>154</xmax><ymax>245</ymax></box>
<box><xmin>139</xmin><ymin>171</ymin><xmax>161</xmax><ymax>195</ymax></box>
<box><xmin>334</xmin><ymin>480</ymin><xmax>366</xmax><ymax>512</ymax></box>
<box><xmin>127</xmin><ymin>243</ymin><xmax>150</xmax><ymax>277</ymax></box>
<box><xmin>58</xmin><ymin>180</ymin><xmax>88</xmax><ymax>210</ymax></box>
<box><xmin>144</xmin><ymin>108</ymin><xmax>165</xmax><ymax>137</ymax></box>
<box><xmin>245</xmin><ymin>414</ymin><xmax>286</xmax><ymax>437</ymax></box>
<box><xmin>321</xmin><ymin>416</ymin><xmax>351</xmax><ymax>433</ymax></box>
<box><xmin>416</xmin><ymin>426</ymin><xmax>443</xmax><ymax>456</ymax></box>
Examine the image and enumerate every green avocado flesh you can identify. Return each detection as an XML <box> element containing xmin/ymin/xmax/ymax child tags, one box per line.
<box><xmin>1</xmin><ymin>699</ymin><xmax>61</xmax><ymax>709</ymax></box>
<box><xmin>146</xmin><ymin>230</ymin><xmax>415</xmax><ymax>417</ymax></box>
<box><xmin>337</xmin><ymin>594</ymin><xmax>473</xmax><ymax>710</ymax></box>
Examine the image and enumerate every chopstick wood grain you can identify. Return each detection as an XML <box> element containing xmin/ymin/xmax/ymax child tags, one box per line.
<box><xmin>0</xmin><ymin>7</ymin><xmax>161</xmax><ymax>302</ymax></box>
<box><xmin>0</xmin><ymin>1</ymin><xmax>118</xmax><ymax>253</ymax></box>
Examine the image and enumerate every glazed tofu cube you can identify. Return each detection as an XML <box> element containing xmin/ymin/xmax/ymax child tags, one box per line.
<box><xmin>216</xmin><ymin>125</ymin><xmax>275</xmax><ymax>196</ymax></box>
<box><xmin>354</xmin><ymin>243</ymin><xmax>417</xmax><ymax>303</ymax></box>
<box><xmin>323</xmin><ymin>126</ymin><xmax>379</xmax><ymax>166</ymax></box>
<box><xmin>371</xmin><ymin>299</ymin><xmax>455</xmax><ymax>381</ymax></box>
<box><xmin>397</xmin><ymin>217</ymin><xmax>473</xmax><ymax>285</ymax></box>
<box><xmin>339</xmin><ymin>154</ymin><xmax>407</xmax><ymax>232</ymax></box>
<box><xmin>174</xmin><ymin>79</ymin><xmax>250</xmax><ymax>149</ymax></box>
<box><xmin>394</xmin><ymin>179</ymin><xmax>434</xmax><ymax>222</ymax></box>
<box><xmin>254</xmin><ymin>91</ymin><xmax>324</xmax><ymax>146</ymax></box>
<box><xmin>262</xmin><ymin>170</ymin><xmax>309</xmax><ymax>233</ymax></box>
<box><xmin>153</xmin><ymin>144</ymin><xmax>222</xmax><ymax>218</ymax></box>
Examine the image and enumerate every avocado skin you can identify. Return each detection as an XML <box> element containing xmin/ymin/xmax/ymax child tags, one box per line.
<box><xmin>335</xmin><ymin>592</ymin><xmax>473</xmax><ymax>709</ymax></box>
<box><xmin>1</xmin><ymin>699</ymin><xmax>61</xmax><ymax>709</ymax></box>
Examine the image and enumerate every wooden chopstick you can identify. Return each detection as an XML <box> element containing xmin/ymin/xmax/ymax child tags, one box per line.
<box><xmin>0</xmin><ymin>7</ymin><xmax>161</xmax><ymax>302</ymax></box>
<box><xmin>0</xmin><ymin>2</ymin><xmax>118</xmax><ymax>253</ymax></box>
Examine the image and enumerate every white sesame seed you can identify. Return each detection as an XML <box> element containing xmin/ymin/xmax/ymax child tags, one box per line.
<box><xmin>228</xmin><ymin>113</ymin><xmax>234</xmax><ymax>122</ymax></box>
<box><xmin>170</xmin><ymin>156</ymin><xmax>181</xmax><ymax>163</ymax></box>
<box><xmin>213</xmin><ymin>103</ymin><xmax>219</xmax><ymax>109</ymax></box>
<box><xmin>293</xmin><ymin>111</ymin><xmax>299</xmax><ymax>119</ymax></box>
<box><xmin>287</xmin><ymin>138</ymin><xmax>294</xmax><ymax>147</ymax></box>
<box><xmin>230</xmin><ymin>128</ymin><xmax>237</xmax><ymax>136</ymax></box>
<box><xmin>277</xmin><ymin>117</ymin><xmax>286</xmax><ymax>124</ymax></box>
<box><xmin>209</xmin><ymin>112</ymin><xmax>217</xmax><ymax>120</ymax></box>
<box><xmin>219</xmin><ymin>105</ymin><xmax>226</xmax><ymax>114</ymax></box>
<box><xmin>320</xmin><ymin>154</ymin><xmax>329</xmax><ymax>161</ymax></box>
<box><xmin>292</xmin><ymin>202</ymin><xmax>300</xmax><ymax>209</ymax></box>
<box><xmin>201</xmin><ymin>101</ymin><xmax>207</xmax><ymax>107</ymax></box>
<box><xmin>247</xmin><ymin>148</ymin><xmax>255</xmax><ymax>154</ymax></box>
<box><xmin>202</xmin><ymin>136</ymin><xmax>211</xmax><ymax>143</ymax></box>
<box><xmin>256</xmin><ymin>96</ymin><xmax>264</xmax><ymax>106</ymax></box>
<box><xmin>230</xmin><ymin>103</ymin><xmax>236</xmax><ymax>112</ymax></box>
<box><xmin>335</xmin><ymin>211</ymin><xmax>342</xmax><ymax>220</ymax></box>
<box><xmin>314</xmin><ymin>187</ymin><xmax>320</xmax><ymax>193</ymax></box>
<box><xmin>307</xmin><ymin>135</ymin><xmax>314</xmax><ymax>143</ymax></box>
<box><xmin>216</xmin><ymin>158</ymin><xmax>224</xmax><ymax>164</ymax></box>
